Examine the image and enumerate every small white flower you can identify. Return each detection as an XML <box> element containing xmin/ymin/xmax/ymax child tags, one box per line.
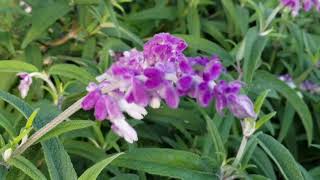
<box><xmin>17</xmin><ymin>72</ymin><xmax>33</xmax><ymax>98</ymax></box>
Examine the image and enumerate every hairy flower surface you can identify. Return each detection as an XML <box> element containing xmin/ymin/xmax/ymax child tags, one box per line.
<box><xmin>281</xmin><ymin>0</ymin><xmax>320</xmax><ymax>15</ymax></box>
<box><xmin>300</xmin><ymin>80</ymin><xmax>320</xmax><ymax>93</ymax></box>
<box><xmin>79</xmin><ymin>33</ymin><xmax>257</xmax><ymax>143</ymax></box>
<box><xmin>17</xmin><ymin>72</ymin><xmax>33</xmax><ymax>98</ymax></box>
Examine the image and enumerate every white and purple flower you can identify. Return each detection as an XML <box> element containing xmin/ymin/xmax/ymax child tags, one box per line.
<box><xmin>17</xmin><ymin>72</ymin><xmax>33</xmax><ymax>98</ymax></box>
<box><xmin>81</xmin><ymin>33</ymin><xmax>257</xmax><ymax>143</ymax></box>
<box><xmin>281</xmin><ymin>0</ymin><xmax>320</xmax><ymax>15</ymax></box>
<box><xmin>300</xmin><ymin>80</ymin><xmax>320</xmax><ymax>93</ymax></box>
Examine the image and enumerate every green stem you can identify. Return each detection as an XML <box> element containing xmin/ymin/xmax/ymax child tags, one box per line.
<box><xmin>11</xmin><ymin>83</ymin><xmax>120</xmax><ymax>157</ymax></box>
<box><xmin>232</xmin><ymin>136</ymin><xmax>248</xmax><ymax>167</ymax></box>
<box><xmin>31</xmin><ymin>72</ymin><xmax>59</xmax><ymax>105</ymax></box>
<box><xmin>261</xmin><ymin>4</ymin><xmax>283</xmax><ymax>33</ymax></box>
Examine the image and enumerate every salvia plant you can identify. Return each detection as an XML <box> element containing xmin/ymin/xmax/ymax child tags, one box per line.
<box><xmin>0</xmin><ymin>0</ymin><xmax>319</xmax><ymax>180</ymax></box>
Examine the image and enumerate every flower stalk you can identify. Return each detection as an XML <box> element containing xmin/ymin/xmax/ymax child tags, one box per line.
<box><xmin>232</xmin><ymin>135</ymin><xmax>248</xmax><ymax>167</ymax></box>
<box><xmin>260</xmin><ymin>4</ymin><xmax>283</xmax><ymax>35</ymax></box>
<box><xmin>10</xmin><ymin>84</ymin><xmax>120</xmax><ymax>158</ymax></box>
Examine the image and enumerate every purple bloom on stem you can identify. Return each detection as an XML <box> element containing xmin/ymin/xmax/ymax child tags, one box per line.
<box><xmin>160</xmin><ymin>83</ymin><xmax>179</xmax><ymax>109</ymax></box>
<box><xmin>304</xmin><ymin>0</ymin><xmax>313</xmax><ymax>11</ymax></box>
<box><xmin>203</xmin><ymin>56</ymin><xmax>222</xmax><ymax>81</ymax></box>
<box><xmin>82</xmin><ymin>90</ymin><xmax>101</xmax><ymax>110</ymax></box>
<box><xmin>177</xmin><ymin>76</ymin><xmax>193</xmax><ymax>91</ymax></box>
<box><xmin>130</xmin><ymin>78</ymin><xmax>149</xmax><ymax>106</ymax></box>
<box><xmin>80</xmin><ymin>32</ymin><xmax>258</xmax><ymax>143</ymax></box>
<box><xmin>94</xmin><ymin>95</ymin><xmax>108</xmax><ymax>121</ymax></box>
<box><xmin>214</xmin><ymin>81</ymin><xmax>256</xmax><ymax>119</ymax></box>
<box><xmin>279</xmin><ymin>74</ymin><xmax>296</xmax><ymax>89</ymax></box>
<box><xmin>281</xmin><ymin>0</ymin><xmax>300</xmax><ymax>16</ymax></box>
<box><xmin>300</xmin><ymin>80</ymin><xmax>320</xmax><ymax>93</ymax></box>
<box><xmin>227</xmin><ymin>95</ymin><xmax>257</xmax><ymax>119</ymax></box>
<box><xmin>143</xmin><ymin>33</ymin><xmax>187</xmax><ymax>64</ymax></box>
<box><xmin>143</xmin><ymin>67</ymin><xmax>164</xmax><ymax>90</ymax></box>
<box><xmin>17</xmin><ymin>72</ymin><xmax>33</xmax><ymax>98</ymax></box>
<box><xmin>198</xmin><ymin>87</ymin><xmax>213</xmax><ymax>107</ymax></box>
<box><xmin>179</xmin><ymin>60</ymin><xmax>193</xmax><ymax>74</ymax></box>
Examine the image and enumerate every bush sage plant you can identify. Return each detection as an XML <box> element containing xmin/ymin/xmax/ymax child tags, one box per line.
<box><xmin>0</xmin><ymin>0</ymin><xmax>319</xmax><ymax>179</ymax></box>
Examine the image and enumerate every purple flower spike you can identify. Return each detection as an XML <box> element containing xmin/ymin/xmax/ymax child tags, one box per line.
<box><xmin>203</xmin><ymin>58</ymin><xmax>222</xmax><ymax>81</ymax></box>
<box><xmin>144</xmin><ymin>67</ymin><xmax>164</xmax><ymax>90</ymax></box>
<box><xmin>82</xmin><ymin>90</ymin><xmax>101</xmax><ymax>110</ymax></box>
<box><xmin>198</xmin><ymin>89</ymin><xmax>213</xmax><ymax>107</ymax></box>
<box><xmin>79</xmin><ymin>32</ymin><xmax>259</xmax><ymax>143</ymax></box>
<box><xmin>300</xmin><ymin>80</ymin><xmax>320</xmax><ymax>93</ymax></box>
<box><xmin>17</xmin><ymin>72</ymin><xmax>33</xmax><ymax>99</ymax></box>
<box><xmin>227</xmin><ymin>95</ymin><xmax>257</xmax><ymax>119</ymax></box>
<box><xmin>215</xmin><ymin>94</ymin><xmax>228</xmax><ymax>114</ymax></box>
<box><xmin>179</xmin><ymin>60</ymin><xmax>193</xmax><ymax>74</ymax></box>
<box><xmin>131</xmin><ymin>78</ymin><xmax>149</xmax><ymax>106</ymax></box>
<box><xmin>304</xmin><ymin>0</ymin><xmax>313</xmax><ymax>11</ymax></box>
<box><xmin>314</xmin><ymin>0</ymin><xmax>320</xmax><ymax>11</ymax></box>
<box><xmin>214</xmin><ymin>80</ymin><xmax>256</xmax><ymax>119</ymax></box>
<box><xmin>281</xmin><ymin>0</ymin><xmax>300</xmax><ymax>16</ymax></box>
<box><xmin>94</xmin><ymin>95</ymin><xmax>108</xmax><ymax>121</ymax></box>
<box><xmin>144</xmin><ymin>33</ymin><xmax>187</xmax><ymax>64</ymax></box>
<box><xmin>177</xmin><ymin>76</ymin><xmax>193</xmax><ymax>91</ymax></box>
<box><xmin>104</xmin><ymin>95</ymin><xmax>123</xmax><ymax>120</ymax></box>
<box><xmin>162</xmin><ymin>84</ymin><xmax>179</xmax><ymax>108</ymax></box>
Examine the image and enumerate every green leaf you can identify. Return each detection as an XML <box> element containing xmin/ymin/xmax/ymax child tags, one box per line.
<box><xmin>278</xmin><ymin>102</ymin><xmax>295</xmax><ymax>142</ymax></box>
<box><xmin>299</xmin><ymin>164</ymin><xmax>314</xmax><ymax>180</ymax></box>
<box><xmin>258</xmin><ymin>133</ymin><xmax>304</xmax><ymax>180</ymax></box>
<box><xmin>21</xmin><ymin>0</ymin><xmax>71</xmax><ymax>48</ymax></box>
<box><xmin>38</xmin><ymin>120</ymin><xmax>95</xmax><ymax>142</ymax></box>
<box><xmin>221</xmin><ymin>0</ymin><xmax>243</xmax><ymax>34</ymax></box>
<box><xmin>310</xmin><ymin>144</ymin><xmax>320</xmax><ymax>149</ymax></box>
<box><xmin>176</xmin><ymin>34</ymin><xmax>233</xmax><ymax>66</ymax></box>
<box><xmin>187</xmin><ymin>4</ymin><xmax>200</xmax><ymax>38</ymax></box>
<box><xmin>251</xmin><ymin>147</ymin><xmax>277</xmax><ymax>180</ymax></box>
<box><xmin>102</xmin><ymin>24</ymin><xmax>144</xmax><ymax>47</ymax></box>
<box><xmin>110</xmin><ymin>174</ymin><xmax>139</xmax><ymax>180</ymax></box>
<box><xmin>255</xmin><ymin>112</ymin><xmax>276</xmax><ymax>130</ymax></box>
<box><xmin>127</xmin><ymin>7</ymin><xmax>176</xmax><ymax>20</ymax></box>
<box><xmin>64</xmin><ymin>140</ymin><xmax>107</xmax><ymax>162</ymax></box>
<box><xmin>25</xmin><ymin>108</ymin><xmax>39</xmax><ymax>129</ymax></box>
<box><xmin>0</xmin><ymin>165</ymin><xmax>8</xmax><ymax>179</ymax></box>
<box><xmin>0</xmin><ymin>32</ymin><xmax>15</xmax><ymax>54</ymax></box>
<box><xmin>78</xmin><ymin>153</ymin><xmax>124</xmax><ymax>180</ymax></box>
<box><xmin>25</xmin><ymin>44</ymin><xmax>43</xmax><ymax>70</ymax></box>
<box><xmin>0</xmin><ymin>91</ymin><xmax>77</xmax><ymax>180</ymax></box>
<box><xmin>82</xmin><ymin>38</ymin><xmax>96</xmax><ymax>60</ymax></box>
<box><xmin>0</xmin><ymin>111</ymin><xmax>16</xmax><ymax>137</ymax></box>
<box><xmin>111</xmin><ymin>148</ymin><xmax>215</xmax><ymax>180</ymax></box>
<box><xmin>8</xmin><ymin>156</ymin><xmax>47</xmax><ymax>180</ymax></box>
<box><xmin>254</xmin><ymin>71</ymin><xmax>313</xmax><ymax>144</ymax></box>
<box><xmin>243</xmin><ymin>28</ymin><xmax>268</xmax><ymax>83</ymax></box>
<box><xmin>48</xmin><ymin>64</ymin><xmax>95</xmax><ymax>84</ymax></box>
<box><xmin>254</xmin><ymin>89</ymin><xmax>270</xmax><ymax>114</ymax></box>
<box><xmin>199</xmin><ymin>108</ymin><xmax>225</xmax><ymax>164</ymax></box>
<box><xmin>310</xmin><ymin>166</ymin><xmax>320</xmax><ymax>179</ymax></box>
<box><xmin>0</xmin><ymin>60</ymin><xmax>38</xmax><ymax>73</ymax></box>
<box><xmin>201</xmin><ymin>20</ymin><xmax>230</xmax><ymax>49</ymax></box>
<box><xmin>72</xmin><ymin>0</ymin><xmax>99</xmax><ymax>5</ymax></box>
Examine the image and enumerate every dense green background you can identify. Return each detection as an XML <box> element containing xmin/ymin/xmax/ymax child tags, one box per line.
<box><xmin>0</xmin><ymin>0</ymin><xmax>319</xmax><ymax>179</ymax></box>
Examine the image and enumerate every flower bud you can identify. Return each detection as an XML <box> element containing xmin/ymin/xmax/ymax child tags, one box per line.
<box><xmin>2</xmin><ymin>148</ymin><xmax>12</xmax><ymax>162</ymax></box>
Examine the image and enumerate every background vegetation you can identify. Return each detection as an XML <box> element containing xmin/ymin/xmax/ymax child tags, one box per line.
<box><xmin>0</xmin><ymin>0</ymin><xmax>319</xmax><ymax>179</ymax></box>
